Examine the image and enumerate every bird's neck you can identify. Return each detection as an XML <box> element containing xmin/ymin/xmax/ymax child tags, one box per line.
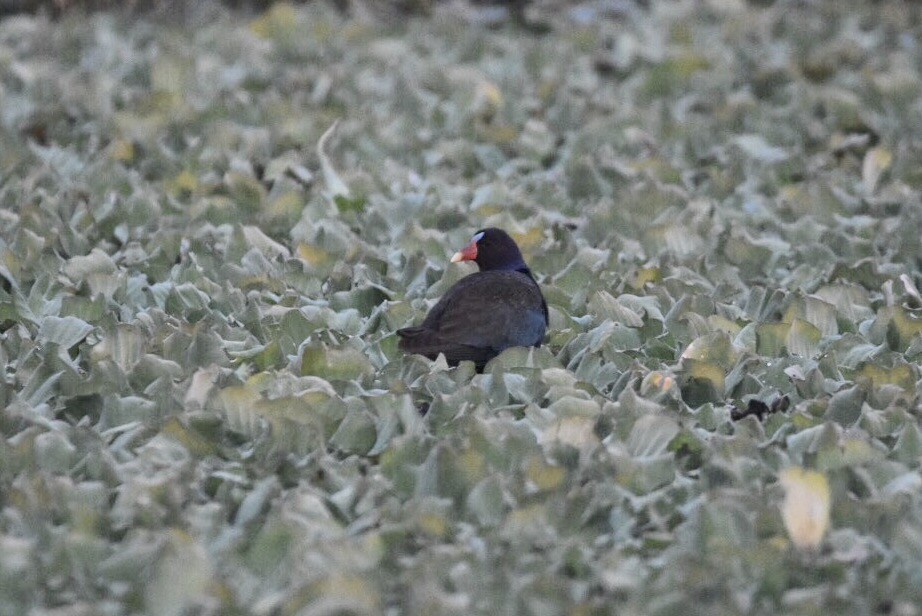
<box><xmin>483</xmin><ymin>259</ymin><xmax>530</xmax><ymax>275</ymax></box>
<box><xmin>509</xmin><ymin>262</ymin><xmax>536</xmax><ymax>280</ymax></box>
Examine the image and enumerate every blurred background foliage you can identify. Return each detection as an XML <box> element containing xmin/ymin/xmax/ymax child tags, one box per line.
<box><xmin>1</xmin><ymin>0</ymin><xmax>922</xmax><ymax>614</ymax></box>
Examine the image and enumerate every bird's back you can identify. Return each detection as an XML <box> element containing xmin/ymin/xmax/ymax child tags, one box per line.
<box><xmin>397</xmin><ymin>270</ymin><xmax>547</xmax><ymax>367</ymax></box>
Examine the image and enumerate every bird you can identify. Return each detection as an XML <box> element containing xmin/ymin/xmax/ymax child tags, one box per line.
<box><xmin>397</xmin><ymin>228</ymin><xmax>548</xmax><ymax>370</ymax></box>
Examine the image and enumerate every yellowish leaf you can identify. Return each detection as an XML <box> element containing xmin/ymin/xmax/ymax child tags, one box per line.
<box><xmin>160</xmin><ymin>417</ymin><xmax>218</xmax><ymax>457</ymax></box>
<box><xmin>628</xmin><ymin>267</ymin><xmax>661</xmax><ymax>290</ymax></box>
<box><xmin>543</xmin><ymin>416</ymin><xmax>599</xmax><ymax>449</ymax></box>
<box><xmin>296</xmin><ymin>243</ymin><xmax>332</xmax><ymax>268</ymax></box>
<box><xmin>862</xmin><ymin>146</ymin><xmax>892</xmax><ymax>194</ymax></box>
<box><xmin>855</xmin><ymin>362</ymin><xmax>916</xmax><ymax>391</ymax></box>
<box><xmin>311</xmin><ymin>574</ymin><xmax>381</xmax><ymax>614</ymax></box>
<box><xmin>250</xmin><ymin>2</ymin><xmax>298</xmax><ymax>39</ymax></box>
<box><xmin>641</xmin><ymin>371</ymin><xmax>677</xmax><ymax>397</ymax></box>
<box><xmin>787</xmin><ymin>317</ymin><xmax>822</xmax><ymax>358</ymax></box>
<box><xmin>681</xmin><ymin>359</ymin><xmax>726</xmax><ymax>393</ymax></box>
<box><xmin>526</xmin><ymin>457</ymin><xmax>566</xmax><ymax>492</ymax></box>
<box><xmin>418</xmin><ymin>512</ymin><xmax>448</xmax><ymax>538</ymax></box>
<box><xmin>476</xmin><ymin>123</ymin><xmax>519</xmax><ymax>145</ymax></box>
<box><xmin>707</xmin><ymin>315</ymin><xmax>742</xmax><ymax>336</ymax></box>
<box><xmin>474</xmin><ymin>204</ymin><xmax>503</xmax><ymax>217</ymax></box>
<box><xmin>756</xmin><ymin>322</ymin><xmax>791</xmax><ymax>356</ymax></box>
<box><xmin>511</xmin><ymin>227</ymin><xmax>544</xmax><ymax>254</ymax></box>
<box><xmin>474</xmin><ymin>79</ymin><xmax>503</xmax><ymax>111</ymax></box>
<box><xmin>110</xmin><ymin>139</ymin><xmax>135</xmax><ymax>163</ymax></box>
<box><xmin>458</xmin><ymin>448</ymin><xmax>487</xmax><ymax>484</ymax></box>
<box><xmin>169</xmin><ymin>170</ymin><xmax>199</xmax><ymax>197</ymax></box>
<box><xmin>780</xmin><ymin>467</ymin><xmax>831</xmax><ymax>550</ymax></box>
<box><xmin>889</xmin><ymin>306</ymin><xmax>922</xmax><ymax>347</ymax></box>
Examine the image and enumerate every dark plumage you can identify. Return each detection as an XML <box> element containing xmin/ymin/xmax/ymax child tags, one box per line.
<box><xmin>397</xmin><ymin>228</ymin><xmax>548</xmax><ymax>370</ymax></box>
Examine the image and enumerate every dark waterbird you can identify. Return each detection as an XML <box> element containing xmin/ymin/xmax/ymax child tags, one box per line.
<box><xmin>397</xmin><ymin>228</ymin><xmax>548</xmax><ymax>370</ymax></box>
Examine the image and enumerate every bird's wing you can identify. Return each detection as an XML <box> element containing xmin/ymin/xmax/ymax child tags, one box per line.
<box><xmin>396</xmin><ymin>326</ymin><xmax>497</xmax><ymax>366</ymax></box>
<box><xmin>418</xmin><ymin>271</ymin><xmax>547</xmax><ymax>349</ymax></box>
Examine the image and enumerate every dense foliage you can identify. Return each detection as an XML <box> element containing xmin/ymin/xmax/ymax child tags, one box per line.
<box><xmin>2</xmin><ymin>1</ymin><xmax>922</xmax><ymax>614</ymax></box>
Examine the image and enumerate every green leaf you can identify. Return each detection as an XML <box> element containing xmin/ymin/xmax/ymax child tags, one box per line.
<box><xmin>145</xmin><ymin>531</ymin><xmax>214</xmax><ymax>616</ymax></box>
<box><xmin>787</xmin><ymin>318</ymin><xmax>822</xmax><ymax>358</ymax></box>
<box><xmin>627</xmin><ymin>414</ymin><xmax>681</xmax><ymax>458</ymax></box>
<box><xmin>298</xmin><ymin>343</ymin><xmax>375</xmax><ymax>381</ymax></box>
<box><xmin>466</xmin><ymin>475</ymin><xmax>506</xmax><ymax>527</ymax></box>
<box><xmin>38</xmin><ymin>315</ymin><xmax>94</xmax><ymax>349</ymax></box>
<box><xmin>333</xmin><ymin>194</ymin><xmax>368</xmax><ymax>214</ymax></box>
<box><xmin>329</xmin><ymin>410</ymin><xmax>377</xmax><ymax>455</ymax></box>
<box><xmin>825</xmin><ymin>385</ymin><xmax>866</xmax><ymax>426</ymax></box>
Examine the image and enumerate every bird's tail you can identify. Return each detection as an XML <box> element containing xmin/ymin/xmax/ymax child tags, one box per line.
<box><xmin>396</xmin><ymin>327</ymin><xmax>495</xmax><ymax>369</ymax></box>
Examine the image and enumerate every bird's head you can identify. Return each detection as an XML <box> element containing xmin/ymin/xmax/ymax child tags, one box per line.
<box><xmin>451</xmin><ymin>227</ymin><xmax>528</xmax><ymax>272</ymax></box>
